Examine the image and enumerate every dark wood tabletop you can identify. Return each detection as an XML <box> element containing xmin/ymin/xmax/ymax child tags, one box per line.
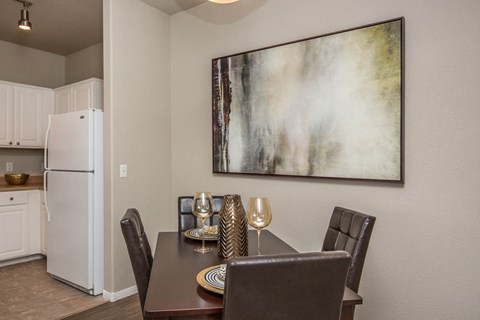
<box><xmin>144</xmin><ymin>230</ymin><xmax>362</xmax><ymax>319</ymax></box>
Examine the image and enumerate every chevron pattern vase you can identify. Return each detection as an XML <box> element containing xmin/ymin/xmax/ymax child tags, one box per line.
<box><xmin>217</xmin><ymin>194</ymin><xmax>248</xmax><ymax>259</ymax></box>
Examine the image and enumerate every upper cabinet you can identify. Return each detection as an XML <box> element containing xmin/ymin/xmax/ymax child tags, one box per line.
<box><xmin>0</xmin><ymin>78</ymin><xmax>103</xmax><ymax>148</ymax></box>
<box><xmin>54</xmin><ymin>78</ymin><xmax>103</xmax><ymax>114</ymax></box>
<box><xmin>0</xmin><ymin>81</ymin><xmax>53</xmax><ymax>148</ymax></box>
<box><xmin>0</xmin><ymin>83</ymin><xmax>14</xmax><ymax>147</ymax></box>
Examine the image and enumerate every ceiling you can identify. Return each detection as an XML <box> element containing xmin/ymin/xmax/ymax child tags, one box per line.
<box><xmin>0</xmin><ymin>0</ymin><xmax>207</xmax><ymax>56</ymax></box>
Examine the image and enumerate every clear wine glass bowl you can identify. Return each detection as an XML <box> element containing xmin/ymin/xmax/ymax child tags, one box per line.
<box><xmin>192</xmin><ymin>192</ymin><xmax>214</xmax><ymax>253</ymax></box>
<box><xmin>246</xmin><ymin>197</ymin><xmax>272</xmax><ymax>255</ymax></box>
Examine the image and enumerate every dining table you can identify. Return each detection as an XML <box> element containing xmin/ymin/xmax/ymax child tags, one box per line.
<box><xmin>144</xmin><ymin>230</ymin><xmax>362</xmax><ymax>319</ymax></box>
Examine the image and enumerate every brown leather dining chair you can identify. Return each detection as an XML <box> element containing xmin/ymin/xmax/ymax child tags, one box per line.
<box><xmin>222</xmin><ymin>251</ymin><xmax>352</xmax><ymax>320</ymax></box>
<box><xmin>120</xmin><ymin>208</ymin><xmax>154</xmax><ymax>320</ymax></box>
<box><xmin>178</xmin><ymin>196</ymin><xmax>224</xmax><ymax>231</ymax></box>
<box><xmin>322</xmin><ymin>206</ymin><xmax>376</xmax><ymax>293</ymax></box>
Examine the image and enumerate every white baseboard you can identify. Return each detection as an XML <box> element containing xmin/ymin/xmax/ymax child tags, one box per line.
<box><xmin>103</xmin><ymin>286</ymin><xmax>138</xmax><ymax>302</ymax></box>
<box><xmin>0</xmin><ymin>254</ymin><xmax>44</xmax><ymax>268</ymax></box>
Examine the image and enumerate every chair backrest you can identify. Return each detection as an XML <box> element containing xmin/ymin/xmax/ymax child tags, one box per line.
<box><xmin>223</xmin><ymin>251</ymin><xmax>351</xmax><ymax>320</ymax></box>
<box><xmin>178</xmin><ymin>196</ymin><xmax>224</xmax><ymax>231</ymax></box>
<box><xmin>120</xmin><ymin>208</ymin><xmax>153</xmax><ymax>320</ymax></box>
<box><xmin>322</xmin><ymin>206</ymin><xmax>376</xmax><ymax>293</ymax></box>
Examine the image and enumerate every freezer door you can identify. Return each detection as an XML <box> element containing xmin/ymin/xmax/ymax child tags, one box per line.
<box><xmin>46</xmin><ymin>110</ymin><xmax>94</xmax><ymax>171</ymax></box>
<box><xmin>46</xmin><ymin>171</ymin><xmax>93</xmax><ymax>290</ymax></box>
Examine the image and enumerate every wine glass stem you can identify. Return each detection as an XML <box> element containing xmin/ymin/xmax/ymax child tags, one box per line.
<box><xmin>257</xmin><ymin>229</ymin><xmax>261</xmax><ymax>255</ymax></box>
<box><xmin>201</xmin><ymin>218</ymin><xmax>206</xmax><ymax>250</ymax></box>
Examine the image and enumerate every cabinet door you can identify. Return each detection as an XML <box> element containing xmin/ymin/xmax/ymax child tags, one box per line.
<box><xmin>14</xmin><ymin>86</ymin><xmax>44</xmax><ymax>147</ymax></box>
<box><xmin>42</xmin><ymin>90</ymin><xmax>54</xmax><ymax>146</ymax></box>
<box><xmin>55</xmin><ymin>87</ymin><xmax>73</xmax><ymax>114</ymax></box>
<box><xmin>40</xmin><ymin>204</ymin><xmax>47</xmax><ymax>255</ymax></box>
<box><xmin>0</xmin><ymin>205</ymin><xmax>29</xmax><ymax>261</ymax></box>
<box><xmin>0</xmin><ymin>83</ymin><xmax>14</xmax><ymax>147</ymax></box>
<box><xmin>72</xmin><ymin>82</ymin><xmax>93</xmax><ymax>111</ymax></box>
<box><xmin>40</xmin><ymin>190</ymin><xmax>47</xmax><ymax>255</ymax></box>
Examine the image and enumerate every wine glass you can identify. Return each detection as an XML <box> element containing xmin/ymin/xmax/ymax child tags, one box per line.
<box><xmin>192</xmin><ymin>192</ymin><xmax>214</xmax><ymax>253</ymax></box>
<box><xmin>246</xmin><ymin>197</ymin><xmax>272</xmax><ymax>255</ymax></box>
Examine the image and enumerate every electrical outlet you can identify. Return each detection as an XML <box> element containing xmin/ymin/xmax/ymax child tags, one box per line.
<box><xmin>120</xmin><ymin>164</ymin><xmax>127</xmax><ymax>178</ymax></box>
<box><xmin>6</xmin><ymin>162</ymin><xmax>13</xmax><ymax>172</ymax></box>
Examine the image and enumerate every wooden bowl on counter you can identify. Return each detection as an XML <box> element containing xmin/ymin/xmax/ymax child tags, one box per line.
<box><xmin>4</xmin><ymin>173</ymin><xmax>30</xmax><ymax>185</ymax></box>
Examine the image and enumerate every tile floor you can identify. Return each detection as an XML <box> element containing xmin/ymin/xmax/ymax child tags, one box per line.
<box><xmin>0</xmin><ymin>258</ymin><xmax>107</xmax><ymax>320</ymax></box>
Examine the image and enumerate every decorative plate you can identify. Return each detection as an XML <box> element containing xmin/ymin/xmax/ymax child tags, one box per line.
<box><xmin>196</xmin><ymin>265</ymin><xmax>225</xmax><ymax>295</ymax></box>
<box><xmin>183</xmin><ymin>228</ymin><xmax>218</xmax><ymax>241</ymax></box>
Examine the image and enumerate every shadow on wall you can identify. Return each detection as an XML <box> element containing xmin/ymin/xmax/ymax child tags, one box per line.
<box><xmin>183</xmin><ymin>0</ymin><xmax>269</xmax><ymax>24</ymax></box>
<box><xmin>173</xmin><ymin>0</ymin><xmax>210</xmax><ymax>10</ymax></box>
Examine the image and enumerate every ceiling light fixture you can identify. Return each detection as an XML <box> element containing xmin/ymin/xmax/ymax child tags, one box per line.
<box><xmin>17</xmin><ymin>0</ymin><xmax>33</xmax><ymax>31</ymax></box>
<box><xmin>208</xmin><ymin>0</ymin><xmax>239</xmax><ymax>4</ymax></box>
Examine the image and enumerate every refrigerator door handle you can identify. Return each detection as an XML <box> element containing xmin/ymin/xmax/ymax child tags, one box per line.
<box><xmin>44</xmin><ymin>120</ymin><xmax>51</xmax><ymax>171</ymax></box>
<box><xmin>43</xmin><ymin>171</ymin><xmax>51</xmax><ymax>222</ymax></box>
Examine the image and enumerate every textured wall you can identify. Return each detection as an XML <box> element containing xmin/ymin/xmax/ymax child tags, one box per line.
<box><xmin>65</xmin><ymin>42</ymin><xmax>104</xmax><ymax>85</ymax></box>
<box><xmin>0</xmin><ymin>40</ymin><xmax>65</xmax><ymax>88</ymax></box>
<box><xmin>171</xmin><ymin>0</ymin><xmax>480</xmax><ymax>319</ymax></box>
<box><xmin>103</xmin><ymin>0</ymin><xmax>172</xmax><ymax>293</ymax></box>
<box><xmin>0</xmin><ymin>149</ymin><xmax>43</xmax><ymax>175</ymax></box>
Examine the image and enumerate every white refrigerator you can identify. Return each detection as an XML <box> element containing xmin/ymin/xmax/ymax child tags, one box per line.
<box><xmin>44</xmin><ymin>109</ymin><xmax>104</xmax><ymax>296</ymax></box>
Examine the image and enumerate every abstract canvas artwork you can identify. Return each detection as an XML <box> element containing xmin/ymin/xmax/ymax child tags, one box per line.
<box><xmin>212</xmin><ymin>18</ymin><xmax>404</xmax><ymax>182</ymax></box>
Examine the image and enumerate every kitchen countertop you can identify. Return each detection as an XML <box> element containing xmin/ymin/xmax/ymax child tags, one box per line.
<box><xmin>0</xmin><ymin>176</ymin><xmax>43</xmax><ymax>192</ymax></box>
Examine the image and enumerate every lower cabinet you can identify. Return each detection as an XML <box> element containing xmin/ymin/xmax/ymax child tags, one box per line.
<box><xmin>0</xmin><ymin>204</ymin><xmax>29</xmax><ymax>260</ymax></box>
<box><xmin>0</xmin><ymin>190</ymin><xmax>41</xmax><ymax>262</ymax></box>
<box><xmin>40</xmin><ymin>191</ymin><xmax>47</xmax><ymax>255</ymax></box>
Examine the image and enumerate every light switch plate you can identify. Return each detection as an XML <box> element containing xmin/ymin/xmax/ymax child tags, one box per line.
<box><xmin>6</xmin><ymin>162</ymin><xmax>13</xmax><ymax>172</ymax></box>
<box><xmin>120</xmin><ymin>164</ymin><xmax>127</xmax><ymax>178</ymax></box>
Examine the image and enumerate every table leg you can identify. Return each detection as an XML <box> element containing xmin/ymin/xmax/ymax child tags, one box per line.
<box><xmin>341</xmin><ymin>306</ymin><xmax>355</xmax><ymax>320</ymax></box>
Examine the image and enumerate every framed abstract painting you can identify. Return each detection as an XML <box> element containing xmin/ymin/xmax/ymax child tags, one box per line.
<box><xmin>212</xmin><ymin>18</ymin><xmax>404</xmax><ymax>182</ymax></box>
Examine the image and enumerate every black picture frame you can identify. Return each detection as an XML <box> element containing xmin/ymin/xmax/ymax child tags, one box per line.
<box><xmin>212</xmin><ymin>18</ymin><xmax>405</xmax><ymax>183</ymax></box>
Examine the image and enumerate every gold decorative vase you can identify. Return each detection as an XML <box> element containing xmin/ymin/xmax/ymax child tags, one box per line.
<box><xmin>217</xmin><ymin>194</ymin><xmax>248</xmax><ymax>259</ymax></box>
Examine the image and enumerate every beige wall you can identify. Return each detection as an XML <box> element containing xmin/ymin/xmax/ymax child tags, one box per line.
<box><xmin>170</xmin><ymin>0</ymin><xmax>480</xmax><ymax>319</ymax></box>
<box><xmin>103</xmin><ymin>0</ymin><xmax>172</xmax><ymax>293</ymax></box>
<box><xmin>0</xmin><ymin>40</ymin><xmax>65</xmax><ymax>88</ymax></box>
<box><xmin>0</xmin><ymin>39</ymin><xmax>103</xmax><ymax>88</ymax></box>
<box><xmin>65</xmin><ymin>42</ymin><xmax>104</xmax><ymax>85</ymax></box>
<box><xmin>103</xmin><ymin>0</ymin><xmax>480</xmax><ymax>318</ymax></box>
<box><xmin>0</xmin><ymin>149</ymin><xmax>43</xmax><ymax>175</ymax></box>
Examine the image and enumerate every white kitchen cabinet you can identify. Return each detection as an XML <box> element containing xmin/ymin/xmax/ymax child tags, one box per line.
<box><xmin>54</xmin><ymin>78</ymin><xmax>103</xmax><ymax>114</ymax></box>
<box><xmin>40</xmin><ymin>191</ymin><xmax>47</xmax><ymax>255</ymax></box>
<box><xmin>0</xmin><ymin>190</ymin><xmax>41</xmax><ymax>262</ymax></box>
<box><xmin>15</xmin><ymin>86</ymin><xmax>52</xmax><ymax>147</ymax></box>
<box><xmin>0</xmin><ymin>192</ymin><xmax>29</xmax><ymax>261</ymax></box>
<box><xmin>28</xmin><ymin>190</ymin><xmax>41</xmax><ymax>255</ymax></box>
<box><xmin>54</xmin><ymin>86</ymin><xmax>72</xmax><ymax>115</ymax></box>
<box><xmin>0</xmin><ymin>83</ymin><xmax>14</xmax><ymax>146</ymax></box>
<box><xmin>0</xmin><ymin>81</ymin><xmax>54</xmax><ymax>148</ymax></box>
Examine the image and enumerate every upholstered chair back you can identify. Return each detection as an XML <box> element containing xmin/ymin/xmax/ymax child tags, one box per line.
<box><xmin>322</xmin><ymin>206</ymin><xmax>376</xmax><ymax>293</ymax></box>
<box><xmin>223</xmin><ymin>251</ymin><xmax>352</xmax><ymax>320</ymax></box>
<box><xmin>178</xmin><ymin>196</ymin><xmax>224</xmax><ymax>231</ymax></box>
<box><xmin>120</xmin><ymin>208</ymin><xmax>153</xmax><ymax>320</ymax></box>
